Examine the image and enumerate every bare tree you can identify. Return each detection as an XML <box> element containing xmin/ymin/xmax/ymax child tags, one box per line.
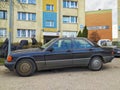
<box><xmin>89</xmin><ymin>31</ymin><xmax>101</xmax><ymax>43</ymax></box>
<box><xmin>0</xmin><ymin>0</ymin><xmax>26</xmax><ymax>10</ymax></box>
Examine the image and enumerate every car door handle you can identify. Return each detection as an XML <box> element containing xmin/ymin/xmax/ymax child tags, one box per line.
<box><xmin>89</xmin><ymin>48</ymin><xmax>94</xmax><ymax>51</ymax></box>
<box><xmin>66</xmin><ymin>50</ymin><xmax>71</xmax><ymax>52</ymax></box>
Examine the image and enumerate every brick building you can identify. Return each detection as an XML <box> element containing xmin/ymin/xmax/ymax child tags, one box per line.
<box><xmin>86</xmin><ymin>9</ymin><xmax>112</xmax><ymax>42</ymax></box>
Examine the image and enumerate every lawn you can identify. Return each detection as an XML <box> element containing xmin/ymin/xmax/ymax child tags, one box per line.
<box><xmin>0</xmin><ymin>58</ymin><xmax>5</xmax><ymax>65</ymax></box>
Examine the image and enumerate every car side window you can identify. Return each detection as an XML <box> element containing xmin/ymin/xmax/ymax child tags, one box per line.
<box><xmin>51</xmin><ymin>39</ymin><xmax>72</xmax><ymax>51</ymax></box>
<box><xmin>73</xmin><ymin>39</ymin><xmax>92</xmax><ymax>49</ymax></box>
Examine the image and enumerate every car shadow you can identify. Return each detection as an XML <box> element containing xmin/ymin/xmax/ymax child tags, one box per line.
<box><xmin>34</xmin><ymin>66</ymin><xmax>110</xmax><ymax>76</ymax></box>
<box><xmin>2</xmin><ymin>65</ymin><xmax>113</xmax><ymax>77</ymax></box>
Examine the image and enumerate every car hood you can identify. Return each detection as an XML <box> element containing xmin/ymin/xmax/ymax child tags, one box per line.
<box><xmin>12</xmin><ymin>48</ymin><xmax>42</xmax><ymax>55</ymax></box>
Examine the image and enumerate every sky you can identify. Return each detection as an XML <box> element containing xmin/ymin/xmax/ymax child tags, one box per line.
<box><xmin>85</xmin><ymin>0</ymin><xmax>117</xmax><ymax>25</ymax></box>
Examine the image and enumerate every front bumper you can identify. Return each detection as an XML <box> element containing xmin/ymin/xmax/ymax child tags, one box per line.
<box><xmin>4</xmin><ymin>60</ymin><xmax>16</xmax><ymax>71</ymax></box>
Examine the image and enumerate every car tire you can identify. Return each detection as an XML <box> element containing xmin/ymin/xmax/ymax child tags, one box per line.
<box><xmin>16</xmin><ymin>59</ymin><xmax>36</xmax><ymax>77</ymax></box>
<box><xmin>88</xmin><ymin>57</ymin><xmax>103</xmax><ymax>71</ymax></box>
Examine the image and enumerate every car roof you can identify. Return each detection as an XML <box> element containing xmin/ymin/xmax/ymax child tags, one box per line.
<box><xmin>55</xmin><ymin>37</ymin><xmax>87</xmax><ymax>40</ymax></box>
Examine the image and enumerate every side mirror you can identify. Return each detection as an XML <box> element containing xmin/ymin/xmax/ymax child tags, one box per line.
<box><xmin>47</xmin><ymin>47</ymin><xmax>54</xmax><ymax>52</ymax></box>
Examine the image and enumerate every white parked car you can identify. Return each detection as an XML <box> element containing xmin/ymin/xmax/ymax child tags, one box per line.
<box><xmin>97</xmin><ymin>39</ymin><xmax>120</xmax><ymax>57</ymax></box>
<box><xmin>97</xmin><ymin>39</ymin><xmax>112</xmax><ymax>47</ymax></box>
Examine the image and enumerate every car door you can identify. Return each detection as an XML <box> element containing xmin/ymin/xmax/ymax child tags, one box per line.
<box><xmin>45</xmin><ymin>39</ymin><xmax>73</xmax><ymax>68</ymax></box>
<box><xmin>72</xmin><ymin>38</ymin><xmax>94</xmax><ymax>66</ymax></box>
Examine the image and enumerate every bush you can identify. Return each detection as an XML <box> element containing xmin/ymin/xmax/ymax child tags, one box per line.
<box><xmin>0</xmin><ymin>58</ymin><xmax>5</xmax><ymax>65</ymax></box>
<box><xmin>82</xmin><ymin>26</ymin><xmax>88</xmax><ymax>38</ymax></box>
<box><xmin>77</xmin><ymin>26</ymin><xmax>88</xmax><ymax>38</ymax></box>
<box><xmin>0</xmin><ymin>42</ymin><xmax>3</xmax><ymax>48</ymax></box>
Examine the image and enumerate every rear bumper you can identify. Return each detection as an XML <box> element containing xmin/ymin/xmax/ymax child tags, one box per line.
<box><xmin>103</xmin><ymin>56</ymin><xmax>114</xmax><ymax>63</ymax></box>
<box><xmin>4</xmin><ymin>60</ymin><xmax>15</xmax><ymax>71</ymax></box>
<box><xmin>114</xmin><ymin>53</ymin><xmax>120</xmax><ymax>57</ymax></box>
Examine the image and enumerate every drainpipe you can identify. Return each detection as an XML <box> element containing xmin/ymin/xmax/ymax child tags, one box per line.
<box><xmin>8</xmin><ymin>0</ymin><xmax>13</xmax><ymax>56</ymax></box>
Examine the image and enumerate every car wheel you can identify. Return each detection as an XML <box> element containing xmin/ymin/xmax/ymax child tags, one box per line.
<box><xmin>16</xmin><ymin>59</ymin><xmax>36</xmax><ymax>77</ymax></box>
<box><xmin>88</xmin><ymin>57</ymin><xmax>103</xmax><ymax>71</ymax></box>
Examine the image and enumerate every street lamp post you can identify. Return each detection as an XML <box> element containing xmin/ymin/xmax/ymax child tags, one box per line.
<box><xmin>8</xmin><ymin>0</ymin><xmax>13</xmax><ymax>56</ymax></box>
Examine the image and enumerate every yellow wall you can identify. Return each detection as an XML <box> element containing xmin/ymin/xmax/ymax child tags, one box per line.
<box><xmin>44</xmin><ymin>28</ymin><xmax>57</xmax><ymax>32</ymax></box>
<box><xmin>43</xmin><ymin>0</ymin><xmax>57</xmax><ymax>12</ymax></box>
<box><xmin>42</xmin><ymin>0</ymin><xmax>57</xmax><ymax>32</ymax></box>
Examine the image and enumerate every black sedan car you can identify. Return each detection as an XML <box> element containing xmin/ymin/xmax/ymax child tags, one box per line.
<box><xmin>5</xmin><ymin>38</ymin><xmax>114</xmax><ymax>76</ymax></box>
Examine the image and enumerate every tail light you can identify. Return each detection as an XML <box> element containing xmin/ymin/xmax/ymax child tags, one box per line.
<box><xmin>112</xmin><ymin>51</ymin><xmax>114</xmax><ymax>55</ymax></box>
<box><xmin>7</xmin><ymin>55</ymin><xmax>13</xmax><ymax>62</ymax></box>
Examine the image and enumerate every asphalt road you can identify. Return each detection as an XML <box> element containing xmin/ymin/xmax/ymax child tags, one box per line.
<box><xmin>0</xmin><ymin>58</ymin><xmax>120</xmax><ymax>90</ymax></box>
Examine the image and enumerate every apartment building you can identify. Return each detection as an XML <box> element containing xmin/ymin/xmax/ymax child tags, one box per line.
<box><xmin>86</xmin><ymin>9</ymin><xmax>112</xmax><ymax>42</ymax></box>
<box><xmin>59</xmin><ymin>0</ymin><xmax>85</xmax><ymax>38</ymax></box>
<box><xmin>0</xmin><ymin>0</ymin><xmax>85</xmax><ymax>43</ymax></box>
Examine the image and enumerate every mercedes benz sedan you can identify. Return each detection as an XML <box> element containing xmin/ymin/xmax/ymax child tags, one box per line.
<box><xmin>5</xmin><ymin>38</ymin><xmax>114</xmax><ymax>76</ymax></box>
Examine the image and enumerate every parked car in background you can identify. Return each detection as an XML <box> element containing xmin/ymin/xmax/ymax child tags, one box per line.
<box><xmin>5</xmin><ymin>37</ymin><xmax>114</xmax><ymax>76</ymax></box>
<box><xmin>97</xmin><ymin>39</ymin><xmax>112</xmax><ymax>46</ymax></box>
<box><xmin>0</xmin><ymin>38</ymin><xmax>39</xmax><ymax>58</ymax></box>
<box><xmin>97</xmin><ymin>39</ymin><xmax>120</xmax><ymax>57</ymax></box>
<box><xmin>112</xmin><ymin>41</ymin><xmax>120</xmax><ymax>57</ymax></box>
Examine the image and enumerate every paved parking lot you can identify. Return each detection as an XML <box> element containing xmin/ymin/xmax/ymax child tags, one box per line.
<box><xmin>0</xmin><ymin>58</ymin><xmax>120</xmax><ymax>90</ymax></box>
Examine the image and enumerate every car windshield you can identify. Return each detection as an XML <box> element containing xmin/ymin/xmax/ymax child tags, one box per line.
<box><xmin>40</xmin><ymin>39</ymin><xmax>56</xmax><ymax>50</ymax></box>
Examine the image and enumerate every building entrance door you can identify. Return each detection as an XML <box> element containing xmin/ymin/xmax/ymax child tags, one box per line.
<box><xmin>44</xmin><ymin>36</ymin><xmax>59</xmax><ymax>44</ymax></box>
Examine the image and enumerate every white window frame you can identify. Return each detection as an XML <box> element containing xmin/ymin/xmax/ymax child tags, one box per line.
<box><xmin>63</xmin><ymin>0</ymin><xmax>78</xmax><ymax>8</ymax></box>
<box><xmin>63</xmin><ymin>16</ymin><xmax>70</xmax><ymax>23</ymax></box>
<box><xmin>19</xmin><ymin>0</ymin><xmax>36</xmax><ymax>4</ymax></box>
<box><xmin>0</xmin><ymin>10</ymin><xmax>7</xmax><ymax>19</ymax></box>
<box><xmin>46</xmin><ymin>21</ymin><xmax>54</xmax><ymax>27</ymax></box>
<box><xmin>70</xmin><ymin>1</ymin><xmax>77</xmax><ymax>8</ymax></box>
<box><xmin>46</xmin><ymin>4</ymin><xmax>54</xmax><ymax>11</ymax></box>
<box><xmin>63</xmin><ymin>16</ymin><xmax>77</xmax><ymax>23</ymax></box>
<box><xmin>0</xmin><ymin>28</ymin><xmax>7</xmax><ymax>37</ymax></box>
<box><xmin>0</xmin><ymin>0</ymin><xmax>8</xmax><ymax>2</ymax></box>
<box><xmin>17</xmin><ymin>29</ymin><xmax>36</xmax><ymax>38</ymax></box>
<box><xmin>18</xmin><ymin>12</ymin><xmax>36</xmax><ymax>21</ymax></box>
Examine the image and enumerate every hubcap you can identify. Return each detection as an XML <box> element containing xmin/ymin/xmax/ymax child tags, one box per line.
<box><xmin>92</xmin><ymin>59</ymin><xmax>101</xmax><ymax>69</ymax></box>
<box><xmin>20</xmin><ymin>63</ymin><xmax>31</xmax><ymax>73</ymax></box>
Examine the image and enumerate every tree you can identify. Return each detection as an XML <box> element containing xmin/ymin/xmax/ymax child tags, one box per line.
<box><xmin>77</xmin><ymin>26</ymin><xmax>88</xmax><ymax>38</ymax></box>
<box><xmin>77</xmin><ymin>30</ymin><xmax>83</xmax><ymax>37</ymax></box>
<box><xmin>82</xmin><ymin>26</ymin><xmax>88</xmax><ymax>38</ymax></box>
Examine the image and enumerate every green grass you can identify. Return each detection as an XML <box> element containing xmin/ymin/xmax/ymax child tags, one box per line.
<box><xmin>0</xmin><ymin>58</ymin><xmax>5</xmax><ymax>65</ymax></box>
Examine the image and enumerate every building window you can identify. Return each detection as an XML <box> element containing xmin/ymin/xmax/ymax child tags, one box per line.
<box><xmin>46</xmin><ymin>21</ymin><xmax>54</xmax><ymax>27</ymax></box>
<box><xmin>18</xmin><ymin>12</ymin><xmax>36</xmax><ymax>21</ymax></box>
<box><xmin>63</xmin><ymin>31</ymin><xmax>77</xmax><ymax>37</ymax></box>
<box><xmin>0</xmin><ymin>10</ymin><xmax>7</xmax><ymax>19</ymax></box>
<box><xmin>18</xmin><ymin>0</ymin><xmax>36</xmax><ymax>4</ymax></box>
<box><xmin>46</xmin><ymin>4</ymin><xmax>54</xmax><ymax>11</ymax></box>
<box><xmin>17</xmin><ymin>29</ymin><xmax>36</xmax><ymax>38</ymax></box>
<box><xmin>63</xmin><ymin>0</ymin><xmax>77</xmax><ymax>8</ymax></box>
<box><xmin>63</xmin><ymin>16</ymin><xmax>77</xmax><ymax>23</ymax></box>
<box><xmin>0</xmin><ymin>28</ymin><xmax>7</xmax><ymax>37</ymax></box>
<box><xmin>0</xmin><ymin>0</ymin><xmax>8</xmax><ymax>2</ymax></box>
